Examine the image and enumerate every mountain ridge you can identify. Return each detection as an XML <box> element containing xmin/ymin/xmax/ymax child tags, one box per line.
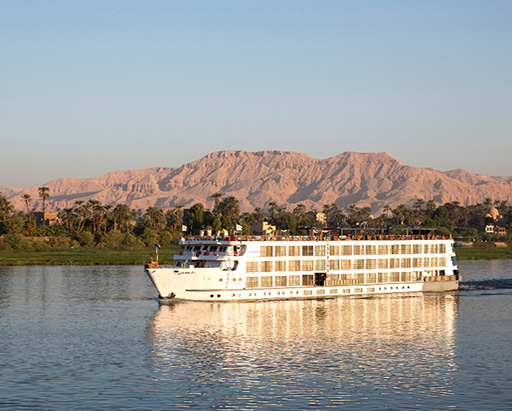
<box><xmin>3</xmin><ymin>150</ymin><xmax>512</xmax><ymax>214</ymax></box>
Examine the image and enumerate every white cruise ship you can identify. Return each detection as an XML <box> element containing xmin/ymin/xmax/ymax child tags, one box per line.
<box><xmin>144</xmin><ymin>234</ymin><xmax>459</xmax><ymax>302</ymax></box>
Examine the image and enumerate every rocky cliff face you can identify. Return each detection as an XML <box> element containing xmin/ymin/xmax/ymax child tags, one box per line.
<box><xmin>3</xmin><ymin>150</ymin><xmax>512</xmax><ymax>213</ymax></box>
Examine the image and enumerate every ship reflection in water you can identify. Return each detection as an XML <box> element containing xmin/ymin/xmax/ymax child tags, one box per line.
<box><xmin>146</xmin><ymin>293</ymin><xmax>458</xmax><ymax>409</ymax></box>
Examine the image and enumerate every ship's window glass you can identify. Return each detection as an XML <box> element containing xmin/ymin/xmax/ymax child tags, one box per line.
<box><xmin>246</xmin><ymin>262</ymin><xmax>259</xmax><ymax>272</ymax></box>
<box><xmin>412</xmin><ymin>258</ymin><xmax>420</xmax><ymax>268</ymax></box>
<box><xmin>431</xmin><ymin>244</ymin><xmax>439</xmax><ymax>254</ymax></box>
<box><xmin>389</xmin><ymin>258</ymin><xmax>400</xmax><ymax>269</ymax></box>
<box><xmin>315</xmin><ymin>245</ymin><xmax>326</xmax><ymax>256</ymax></box>
<box><xmin>329</xmin><ymin>289</ymin><xmax>338</xmax><ymax>294</ymax></box>
<box><xmin>302</xmin><ymin>275</ymin><xmax>314</xmax><ymax>286</ymax></box>
<box><xmin>377</xmin><ymin>272</ymin><xmax>385</xmax><ymax>283</ymax></box>
<box><xmin>377</xmin><ymin>259</ymin><xmax>388</xmax><ymax>269</ymax></box>
<box><xmin>402</xmin><ymin>258</ymin><xmax>411</xmax><ymax>268</ymax></box>
<box><xmin>439</xmin><ymin>244</ymin><xmax>446</xmax><ymax>253</ymax></box>
<box><xmin>339</xmin><ymin>273</ymin><xmax>349</xmax><ymax>281</ymax></box>
<box><xmin>400</xmin><ymin>272</ymin><xmax>407</xmax><ymax>281</ymax></box>
<box><xmin>303</xmin><ymin>290</ymin><xmax>313</xmax><ymax>296</ymax></box>
<box><xmin>209</xmin><ymin>246</ymin><xmax>218</xmax><ymax>252</ymax></box>
<box><xmin>378</xmin><ymin>245</ymin><xmax>388</xmax><ymax>255</ymax></box>
<box><xmin>275</xmin><ymin>276</ymin><xmax>287</xmax><ymax>287</ymax></box>
<box><xmin>246</xmin><ymin>277</ymin><xmax>258</xmax><ymax>288</ymax></box>
<box><xmin>365</xmin><ymin>259</ymin><xmax>376</xmax><ymax>269</ymax></box>
<box><xmin>275</xmin><ymin>260</ymin><xmax>287</xmax><ymax>272</ymax></box>
<box><xmin>341</xmin><ymin>245</ymin><xmax>352</xmax><ymax>256</ymax></box>
<box><xmin>357</xmin><ymin>273</ymin><xmax>365</xmax><ymax>283</ymax></box>
<box><xmin>288</xmin><ymin>275</ymin><xmax>301</xmax><ymax>286</ymax></box>
<box><xmin>365</xmin><ymin>245</ymin><xmax>376</xmax><ymax>255</ymax></box>
<box><xmin>302</xmin><ymin>260</ymin><xmax>314</xmax><ymax>271</ymax></box>
<box><xmin>431</xmin><ymin>257</ymin><xmax>439</xmax><ymax>267</ymax></box>
<box><xmin>340</xmin><ymin>260</ymin><xmax>351</xmax><ymax>270</ymax></box>
<box><xmin>302</xmin><ymin>245</ymin><xmax>314</xmax><ymax>256</ymax></box>
<box><xmin>289</xmin><ymin>260</ymin><xmax>301</xmax><ymax>271</ymax></box>
<box><xmin>330</xmin><ymin>260</ymin><xmax>340</xmax><ymax>270</ymax></box>
<box><xmin>317</xmin><ymin>290</ymin><xmax>325</xmax><ymax>295</ymax></box>
<box><xmin>353</xmin><ymin>259</ymin><xmax>364</xmax><ymax>270</ymax></box>
<box><xmin>353</xmin><ymin>245</ymin><xmax>363</xmax><ymax>255</ymax></box>
<box><xmin>261</xmin><ymin>246</ymin><xmax>273</xmax><ymax>257</ymax></box>
<box><xmin>355</xmin><ymin>288</ymin><xmax>363</xmax><ymax>293</ymax></box>
<box><xmin>262</xmin><ymin>261</ymin><xmax>273</xmax><ymax>272</ymax></box>
<box><xmin>423</xmin><ymin>244</ymin><xmax>429</xmax><ymax>254</ymax></box>
<box><xmin>391</xmin><ymin>244</ymin><xmax>400</xmax><ymax>255</ymax></box>
<box><xmin>330</xmin><ymin>245</ymin><xmax>340</xmax><ymax>256</ymax></box>
<box><xmin>439</xmin><ymin>257</ymin><xmax>446</xmax><ymax>266</ymax></box>
<box><xmin>275</xmin><ymin>246</ymin><xmax>286</xmax><ymax>256</ymax></box>
<box><xmin>401</xmin><ymin>244</ymin><xmax>411</xmax><ymax>254</ymax></box>
<box><xmin>342</xmin><ymin>289</ymin><xmax>351</xmax><ymax>294</ymax></box>
<box><xmin>391</xmin><ymin>272</ymin><xmax>400</xmax><ymax>282</ymax></box>
<box><xmin>367</xmin><ymin>287</ymin><xmax>375</xmax><ymax>292</ymax></box>
<box><xmin>329</xmin><ymin>273</ymin><xmax>340</xmax><ymax>280</ymax></box>
<box><xmin>261</xmin><ymin>276</ymin><xmax>273</xmax><ymax>287</ymax></box>
<box><xmin>288</xmin><ymin>246</ymin><xmax>300</xmax><ymax>256</ymax></box>
<box><xmin>413</xmin><ymin>244</ymin><xmax>421</xmax><ymax>254</ymax></box>
<box><xmin>315</xmin><ymin>260</ymin><xmax>326</xmax><ymax>271</ymax></box>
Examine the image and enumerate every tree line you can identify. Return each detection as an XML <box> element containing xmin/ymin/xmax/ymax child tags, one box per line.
<box><xmin>0</xmin><ymin>188</ymin><xmax>511</xmax><ymax>250</ymax></box>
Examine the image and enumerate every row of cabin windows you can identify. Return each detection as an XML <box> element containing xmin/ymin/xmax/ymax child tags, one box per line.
<box><xmin>245</xmin><ymin>272</ymin><xmax>423</xmax><ymax>288</ymax></box>
<box><xmin>247</xmin><ymin>257</ymin><xmax>446</xmax><ymax>272</ymax></box>
<box><xmin>260</xmin><ymin>243</ymin><xmax>446</xmax><ymax>257</ymax></box>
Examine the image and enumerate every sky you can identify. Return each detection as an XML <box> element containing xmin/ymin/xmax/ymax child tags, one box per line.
<box><xmin>1</xmin><ymin>1</ymin><xmax>511</xmax><ymax>188</ymax></box>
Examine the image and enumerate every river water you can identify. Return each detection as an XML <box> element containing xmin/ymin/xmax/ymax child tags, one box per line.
<box><xmin>0</xmin><ymin>260</ymin><xmax>511</xmax><ymax>410</ymax></box>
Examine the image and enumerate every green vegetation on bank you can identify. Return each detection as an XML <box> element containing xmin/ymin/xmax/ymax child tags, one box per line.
<box><xmin>1</xmin><ymin>190</ymin><xmax>512</xmax><ymax>265</ymax></box>
<box><xmin>0</xmin><ymin>246</ymin><xmax>180</xmax><ymax>266</ymax></box>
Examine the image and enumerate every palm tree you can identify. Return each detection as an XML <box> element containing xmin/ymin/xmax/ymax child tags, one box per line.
<box><xmin>113</xmin><ymin>204</ymin><xmax>133</xmax><ymax>232</ymax></box>
<box><xmin>21</xmin><ymin>194</ymin><xmax>33</xmax><ymax>220</ymax></box>
<box><xmin>209</xmin><ymin>192</ymin><xmax>223</xmax><ymax>216</ymax></box>
<box><xmin>0</xmin><ymin>192</ymin><xmax>14</xmax><ymax>221</ymax></box>
<box><xmin>38</xmin><ymin>186</ymin><xmax>50</xmax><ymax>233</ymax></box>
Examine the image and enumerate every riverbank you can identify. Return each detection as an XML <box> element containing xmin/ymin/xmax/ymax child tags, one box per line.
<box><xmin>0</xmin><ymin>245</ymin><xmax>510</xmax><ymax>266</ymax></box>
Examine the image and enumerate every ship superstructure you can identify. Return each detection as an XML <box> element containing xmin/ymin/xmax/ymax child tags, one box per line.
<box><xmin>145</xmin><ymin>234</ymin><xmax>459</xmax><ymax>301</ymax></box>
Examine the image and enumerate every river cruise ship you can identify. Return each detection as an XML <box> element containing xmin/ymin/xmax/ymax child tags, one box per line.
<box><xmin>145</xmin><ymin>232</ymin><xmax>460</xmax><ymax>302</ymax></box>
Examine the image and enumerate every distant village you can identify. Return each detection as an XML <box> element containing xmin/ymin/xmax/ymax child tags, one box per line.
<box><xmin>0</xmin><ymin>187</ymin><xmax>510</xmax><ymax>250</ymax></box>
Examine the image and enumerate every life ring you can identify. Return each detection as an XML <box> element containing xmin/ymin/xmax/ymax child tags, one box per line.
<box><xmin>325</xmin><ymin>273</ymin><xmax>330</xmax><ymax>280</ymax></box>
<box><xmin>213</xmin><ymin>251</ymin><xmax>218</xmax><ymax>256</ymax></box>
<box><xmin>234</xmin><ymin>251</ymin><xmax>239</xmax><ymax>256</ymax></box>
<box><xmin>298</xmin><ymin>236</ymin><xmax>302</xmax><ymax>240</ymax></box>
<box><xmin>310</xmin><ymin>236</ymin><xmax>315</xmax><ymax>241</ymax></box>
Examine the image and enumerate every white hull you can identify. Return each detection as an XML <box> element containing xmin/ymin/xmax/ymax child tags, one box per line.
<box><xmin>145</xmin><ymin>236</ymin><xmax>460</xmax><ymax>302</ymax></box>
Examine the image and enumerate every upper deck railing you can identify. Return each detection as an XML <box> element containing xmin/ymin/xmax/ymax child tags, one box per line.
<box><xmin>182</xmin><ymin>234</ymin><xmax>452</xmax><ymax>242</ymax></box>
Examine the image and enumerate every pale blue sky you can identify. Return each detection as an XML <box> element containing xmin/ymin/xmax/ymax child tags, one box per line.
<box><xmin>1</xmin><ymin>1</ymin><xmax>511</xmax><ymax>187</ymax></box>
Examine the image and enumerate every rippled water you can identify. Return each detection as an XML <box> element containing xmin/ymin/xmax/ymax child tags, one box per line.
<box><xmin>0</xmin><ymin>261</ymin><xmax>511</xmax><ymax>410</ymax></box>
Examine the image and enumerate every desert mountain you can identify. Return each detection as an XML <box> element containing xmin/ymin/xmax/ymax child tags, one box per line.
<box><xmin>3</xmin><ymin>150</ymin><xmax>512</xmax><ymax>214</ymax></box>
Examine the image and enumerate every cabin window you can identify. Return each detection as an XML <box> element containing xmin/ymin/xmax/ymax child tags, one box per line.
<box><xmin>288</xmin><ymin>275</ymin><xmax>301</xmax><ymax>286</ymax></box>
<box><xmin>302</xmin><ymin>275</ymin><xmax>314</xmax><ymax>286</ymax></box>
<box><xmin>275</xmin><ymin>261</ymin><xmax>287</xmax><ymax>272</ymax></box>
<box><xmin>330</xmin><ymin>260</ymin><xmax>340</xmax><ymax>270</ymax></box>
<box><xmin>315</xmin><ymin>260</ymin><xmax>326</xmax><ymax>271</ymax></box>
<box><xmin>378</xmin><ymin>245</ymin><xmax>388</xmax><ymax>255</ymax></box>
<box><xmin>288</xmin><ymin>246</ymin><xmax>300</xmax><ymax>256</ymax></box>
<box><xmin>423</xmin><ymin>244</ymin><xmax>430</xmax><ymax>254</ymax></box>
<box><xmin>357</xmin><ymin>273</ymin><xmax>365</xmax><ymax>283</ymax></box>
<box><xmin>246</xmin><ymin>277</ymin><xmax>258</xmax><ymax>288</ymax></box>
<box><xmin>365</xmin><ymin>245</ymin><xmax>376</xmax><ymax>255</ymax></box>
<box><xmin>289</xmin><ymin>260</ymin><xmax>301</xmax><ymax>271</ymax></box>
<box><xmin>302</xmin><ymin>260</ymin><xmax>314</xmax><ymax>271</ymax></box>
<box><xmin>246</xmin><ymin>262</ymin><xmax>259</xmax><ymax>272</ymax></box>
<box><xmin>401</xmin><ymin>244</ymin><xmax>411</xmax><ymax>254</ymax></box>
<box><xmin>340</xmin><ymin>260</ymin><xmax>351</xmax><ymax>270</ymax></box>
<box><xmin>275</xmin><ymin>276</ymin><xmax>287</xmax><ymax>287</ymax></box>
<box><xmin>329</xmin><ymin>273</ymin><xmax>340</xmax><ymax>280</ymax></box>
<box><xmin>275</xmin><ymin>246</ymin><xmax>286</xmax><ymax>256</ymax></box>
<box><xmin>413</xmin><ymin>244</ymin><xmax>421</xmax><ymax>254</ymax></box>
<box><xmin>367</xmin><ymin>273</ymin><xmax>376</xmax><ymax>283</ymax></box>
<box><xmin>431</xmin><ymin>257</ymin><xmax>439</xmax><ymax>267</ymax></box>
<box><xmin>365</xmin><ymin>259</ymin><xmax>376</xmax><ymax>269</ymax></box>
<box><xmin>391</xmin><ymin>244</ymin><xmax>400</xmax><ymax>255</ymax></box>
<box><xmin>431</xmin><ymin>244</ymin><xmax>439</xmax><ymax>254</ymax></box>
<box><xmin>402</xmin><ymin>258</ymin><xmax>412</xmax><ymax>268</ymax></box>
<box><xmin>317</xmin><ymin>290</ymin><xmax>325</xmax><ymax>295</ymax></box>
<box><xmin>261</xmin><ymin>276</ymin><xmax>273</xmax><ymax>287</ymax></box>
<box><xmin>302</xmin><ymin>246</ymin><xmax>314</xmax><ymax>256</ymax></box>
<box><xmin>262</xmin><ymin>261</ymin><xmax>273</xmax><ymax>272</ymax></box>
<box><xmin>315</xmin><ymin>245</ymin><xmax>326</xmax><ymax>256</ymax></box>
<box><xmin>389</xmin><ymin>258</ymin><xmax>400</xmax><ymax>269</ymax></box>
<box><xmin>330</xmin><ymin>245</ymin><xmax>340</xmax><ymax>256</ymax></box>
<box><xmin>261</xmin><ymin>246</ymin><xmax>273</xmax><ymax>257</ymax></box>
<box><xmin>353</xmin><ymin>259</ymin><xmax>364</xmax><ymax>270</ymax></box>
<box><xmin>341</xmin><ymin>245</ymin><xmax>352</xmax><ymax>255</ymax></box>
<box><xmin>353</xmin><ymin>245</ymin><xmax>363</xmax><ymax>255</ymax></box>
<box><xmin>412</xmin><ymin>258</ymin><xmax>421</xmax><ymax>268</ymax></box>
<box><xmin>439</xmin><ymin>257</ymin><xmax>446</xmax><ymax>266</ymax></box>
<box><xmin>377</xmin><ymin>259</ymin><xmax>388</xmax><ymax>269</ymax></box>
<box><xmin>390</xmin><ymin>272</ymin><xmax>400</xmax><ymax>282</ymax></box>
<box><xmin>439</xmin><ymin>244</ymin><xmax>446</xmax><ymax>253</ymax></box>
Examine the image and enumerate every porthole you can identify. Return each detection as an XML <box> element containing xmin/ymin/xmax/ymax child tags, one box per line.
<box><xmin>219</xmin><ymin>278</ymin><xmax>223</xmax><ymax>282</ymax></box>
<box><xmin>210</xmin><ymin>294</ymin><xmax>214</xmax><ymax>298</ymax></box>
<box><xmin>217</xmin><ymin>294</ymin><xmax>221</xmax><ymax>298</ymax></box>
<box><xmin>232</xmin><ymin>294</ymin><xmax>235</xmax><ymax>297</ymax></box>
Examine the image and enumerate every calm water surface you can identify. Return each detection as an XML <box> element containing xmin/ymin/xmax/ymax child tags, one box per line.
<box><xmin>1</xmin><ymin>260</ymin><xmax>512</xmax><ymax>410</ymax></box>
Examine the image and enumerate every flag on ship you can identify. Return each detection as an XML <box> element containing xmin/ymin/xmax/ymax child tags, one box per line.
<box><xmin>236</xmin><ymin>224</ymin><xmax>242</xmax><ymax>231</ymax></box>
<box><xmin>155</xmin><ymin>242</ymin><xmax>161</xmax><ymax>248</ymax></box>
<box><xmin>182</xmin><ymin>225</ymin><xmax>187</xmax><ymax>232</ymax></box>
